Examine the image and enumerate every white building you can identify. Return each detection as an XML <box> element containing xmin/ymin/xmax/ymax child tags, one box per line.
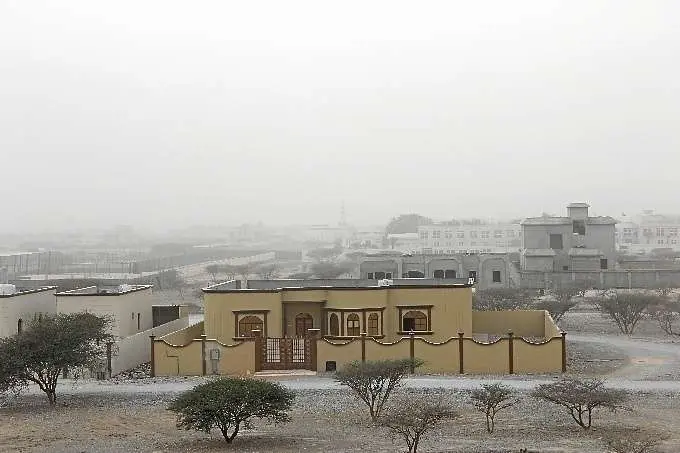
<box><xmin>615</xmin><ymin>210</ymin><xmax>680</xmax><ymax>254</ymax></box>
<box><xmin>0</xmin><ymin>285</ymin><xmax>57</xmax><ymax>337</ymax></box>
<box><xmin>55</xmin><ymin>284</ymin><xmax>154</xmax><ymax>339</ymax></box>
<box><xmin>417</xmin><ymin>222</ymin><xmax>522</xmax><ymax>255</ymax></box>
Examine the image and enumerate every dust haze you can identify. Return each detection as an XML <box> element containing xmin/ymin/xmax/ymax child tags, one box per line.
<box><xmin>1</xmin><ymin>0</ymin><xmax>679</xmax><ymax>234</ymax></box>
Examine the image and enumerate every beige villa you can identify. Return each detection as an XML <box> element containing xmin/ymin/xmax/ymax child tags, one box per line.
<box><xmin>152</xmin><ymin>279</ymin><xmax>566</xmax><ymax>376</ymax></box>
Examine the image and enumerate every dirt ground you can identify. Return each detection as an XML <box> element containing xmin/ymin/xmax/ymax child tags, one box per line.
<box><xmin>2</xmin><ymin>309</ymin><xmax>680</xmax><ymax>453</ymax></box>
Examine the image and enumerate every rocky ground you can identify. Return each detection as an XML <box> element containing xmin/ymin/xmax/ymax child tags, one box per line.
<box><xmin>3</xmin><ymin>309</ymin><xmax>680</xmax><ymax>453</ymax></box>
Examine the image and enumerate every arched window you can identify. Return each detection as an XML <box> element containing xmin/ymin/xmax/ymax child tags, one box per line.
<box><xmin>329</xmin><ymin>313</ymin><xmax>339</xmax><ymax>336</ymax></box>
<box><xmin>367</xmin><ymin>313</ymin><xmax>379</xmax><ymax>336</ymax></box>
<box><xmin>238</xmin><ymin>315</ymin><xmax>263</xmax><ymax>337</ymax></box>
<box><xmin>295</xmin><ymin>313</ymin><xmax>313</xmax><ymax>337</ymax></box>
<box><xmin>346</xmin><ymin>313</ymin><xmax>360</xmax><ymax>336</ymax></box>
<box><xmin>402</xmin><ymin>311</ymin><xmax>428</xmax><ymax>332</ymax></box>
<box><xmin>17</xmin><ymin>318</ymin><xmax>23</xmax><ymax>334</ymax></box>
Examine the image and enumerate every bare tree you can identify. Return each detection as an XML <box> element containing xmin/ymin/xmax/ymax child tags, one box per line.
<box><xmin>234</xmin><ymin>263</ymin><xmax>251</xmax><ymax>281</ymax></box>
<box><xmin>335</xmin><ymin>359</ymin><xmax>423</xmax><ymax>421</ymax></box>
<box><xmin>255</xmin><ymin>263</ymin><xmax>279</xmax><ymax>280</ymax></box>
<box><xmin>648</xmin><ymin>296</ymin><xmax>680</xmax><ymax>336</ymax></box>
<box><xmin>473</xmin><ymin>288</ymin><xmax>531</xmax><ymax>311</ymax></box>
<box><xmin>469</xmin><ymin>383</ymin><xmax>519</xmax><ymax>433</ymax></box>
<box><xmin>205</xmin><ymin>264</ymin><xmax>220</xmax><ymax>283</ymax></box>
<box><xmin>379</xmin><ymin>398</ymin><xmax>458</xmax><ymax>453</ymax></box>
<box><xmin>531</xmin><ymin>378</ymin><xmax>627</xmax><ymax>429</ymax></box>
<box><xmin>594</xmin><ymin>292</ymin><xmax>659</xmax><ymax>334</ymax></box>
<box><xmin>222</xmin><ymin>264</ymin><xmax>238</xmax><ymax>280</ymax></box>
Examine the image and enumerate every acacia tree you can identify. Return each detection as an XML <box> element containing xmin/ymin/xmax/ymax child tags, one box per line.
<box><xmin>255</xmin><ymin>263</ymin><xmax>279</xmax><ymax>280</ymax></box>
<box><xmin>531</xmin><ymin>378</ymin><xmax>627</xmax><ymax>429</ymax></box>
<box><xmin>205</xmin><ymin>264</ymin><xmax>220</xmax><ymax>283</ymax></box>
<box><xmin>379</xmin><ymin>398</ymin><xmax>458</xmax><ymax>453</ymax></box>
<box><xmin>595</xmin><ymin>292</ymin><xmax>659</xmax><ymax>334</ymax></box>
<box><xmin>469</xmin><ymin>383</ymin><xmax>519</xmax><ymax>433</ymax></box>
<box><xmin>535</xmin><ymin>287</ymin><xmax>581</xmax><ymax>323</ymax></box>
<box><xmin>473</xmin><ymin>288</ymin><xmax>530</xmax><ymax>311</ymax></box>
<box><xmin>0</xmin><ymin>313</ymin><xmax>112</xmax><ymax>405</ymax></box>
<box><xmin>169</xmin><ymin>378</ymin><xmax>294</xmax><ymax>443</ymax></box>
<box><xmin>335</xmin><ymin>359</ymin><xmax>423</xmax><ymax>421</ymax></box>
<box><xmin>648</xmin><ymin>295</ymin><xmax>680</xmax><ymax>336</ymax></box>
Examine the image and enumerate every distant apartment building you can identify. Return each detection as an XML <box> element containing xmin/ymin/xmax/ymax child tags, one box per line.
<box><xmin>359</xmin><ymin>253</ymin><xmax>518</xmax><ymax>289</ymax></box>
<box><xmin>386</xmin><ymin>233</ymin><xmax>421</xmax><ymax>253</ymax></box>
<box><xmin>616</xmin><ymin>211</ymin><xmax>680</xmax><ymax>254</ymax></box>
<box><xmin>521</xmin><ymin>203</ymin><xmax>616</xmax><ymax>272</ymax></box>
<box><xmin>417</xmin><ymin>222</ymin><xmax>522</xmax><ymax>255</ymax></box>
<box><xmin>55</xmin><ymin>284</ymin><xmax>154</xmax><ymax>339</ymax></box>
<box><xmin>0</xmin><ymin>285</ymin><xmax>57</xmax><ymax>337</ymax></box>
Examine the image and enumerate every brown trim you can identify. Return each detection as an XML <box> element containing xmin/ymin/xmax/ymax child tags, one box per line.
<box><xmin>340</xmin><ymin>312</ymin><xmax>345</xmax><ymax>337</ymax></box>
<box><xmin>232</xmin><ymin>309</ymin><xmax>271</xmax><ymax>314</ymax></box>
<box><xmin>409</xmin><ymin>333</ymin><xmax>415</xmax><ymax>373</ymax></box>
<box><xmin>321</xmin><ymin>307</ymin><xmax>387</xmax><ymax>312</ymax></box>
<box><xmin>427</xmin><ymin>306</ymin><xmax>432</xmax><ymax>331</ymax></box>
<box><xmin>380</xmin><ymin>311</ymin><xmax>384</xmax><ymax>336</ymax></box>
<box><xmin>201</xmin><ymin>334</ymin><xmax>207</xmax><ymax>376</ymax></box>
<box><xmin>362</xmin><ymin>311</ymin><xmax>367</xmax><ymax>333</ymax></box>
<box><xmin>457</xmin><ymin>332</ymin><xmax>464</xmax><ymax>374</ymax></box>
<box><xmin>149</xmin><ymin>335</ymin><xmax>156</xmax><ymax>378</ymax></box>
<box><xmin>561</xmin><ymin>331</ymin><xmax>567</xmax><ymax>373</ymax></box>
<box><xmin>394</xmin><ymin>304</ymin><xmax>435</xmax><ymax>309</ymax></box>
<box><xmin>204</xmin><ymin>283</ymin><xmax>474</xmax><ymax>293</ymax></box>
<box><xmin>254</xmin><ymin>335</ymin><xmax>263</xmax><ymax>372</ymax></box>
<box><xmin>360</xmin><ymin>333</ymin><xmax>366</xmax><ymax>362</ymax></box>
<box><xmin>397</xmin><ymin>331</ymin><xmax>434</xmax><ymax>336</ymax></box>
<box><xmin>508</xmin><ymin>331</ymin><xmax>514</xmax><ymax>375</ymax></box>
<box><xmin>324</xmin><ymin>335</ymin><xmax>385</xmax><ymax>340</ymax></box>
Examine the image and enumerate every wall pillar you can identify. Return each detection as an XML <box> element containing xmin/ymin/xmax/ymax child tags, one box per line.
<box><xmin>149</xmin><ymin>335</ymin><xmax>156</xmax><ymax>378</ymax></box>
<box><xmin>308</xmin><ymin>328</ymin><xmax>320</xmax><ymax>372</ymax></box>
<box><xmin>360</xmin><ymin>332</ymin><xmax>367</xmax><ymax>362</ymax></box>
<box><xmin>508</xmin><ymin>331</ymin><xmax>514</xmax><ymax>375</ymax></box>
<box><xmin>561</xmin><ymin>332</ymin><xmax>567</xmax><ymax>373</ymax></box>
<box><xmin>200</xmin><ymin>334</ymin><xmax>207</xmax><ymax>376</ymax></box>
<box><xmin>253</xmin><ymin>329</ymin><xmax>263</xmax><ymax>372</ymax></box>
<box><xmin>457</xmin><ymin>332</ymin><xmax>464</xmax><ymax>374</ymax></box>
<box><xmin>409</xmin><ymin>331</ymin><xmax>416</xmax><ymax>373</ymax></box>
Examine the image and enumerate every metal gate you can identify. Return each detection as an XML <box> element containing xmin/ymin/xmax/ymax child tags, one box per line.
<box><xmin>258</xmin><ymin>337</ymin><xmax>314</xmax><ymax>371</ymax></box>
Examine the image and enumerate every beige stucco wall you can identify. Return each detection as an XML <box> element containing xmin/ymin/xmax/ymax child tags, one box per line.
<box><xmin>159</xmin><ymin>322</ymin><xmax>205</xmax><ymax>345</ymax></box>
<box><xmin>463</xmin><ymin>339</ymin><xmax>510</xmax><ymax>374</ymax></box>
<box><xmin>154</xmin><ymin>341</ymin><xmax>203</xmax><ymax>376</ymax></box>
<box><xmin>416</xmin><ymin>339</ymin><xmax>460</xmax><ymax>374</ymax></box>
<box><xmin>316</xmin><ymin>338</ymin><xmax>362</xmax><ymax>372</ymax></box>
<box><xmin>363</xmin><ymin>337</ymin><xmax>411</xmax><ymax>361</ymax></box>
<box><xmin>56</xmin><ymin>288</ymin><xmax>154</xmax><ymax>339</ymax></box>
<box><xmin>204</xmin><ymin>292</ymin><xmax>283</xmax><ymax>341</ymax></box>
<box><xmin>206</xmin><ymin>340</ymin><xmax>256</xmax><ymax>376</ymax></box>
<box><xmin>472</xmin><ymin>310</ymin><xmax>549</xmax><ymax>338</ymax></box>
<box><xmin>513</xmin><ymin>338</ymin><xmax>563</xmax><ymax>373</ymax></box>
<box><xmin>0</xmin><ymin>289</ymin><xmax>56</xmax><ymax>337</ymax></box>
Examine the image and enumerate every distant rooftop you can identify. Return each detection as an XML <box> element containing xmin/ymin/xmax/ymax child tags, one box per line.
<box><xmin>567</xmin><ymin>202</ymin><xmax>591</xmax><ymax>209</ymax></box>
<box><xmin>55</xmin><ymin>284</ymin><xmax>153</xmax><ymax>297</ymax></box>
<box><xmin>522</xmin><ymin>216</ymin><xmax>616</xmax><ymax>226</ymax></box>
<box><xmin>204</xmin><ymin>278</ymin><xmax>472</xmax><ymax>293</ymax></box>
<box><xmin>0</xmin><ymin>285</ymin><xmax>58</xmax><ymax>298</ymax></box>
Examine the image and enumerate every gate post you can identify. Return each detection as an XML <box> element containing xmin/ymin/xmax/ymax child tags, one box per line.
<box><xmin>508</xmin><ymin>331</ymin><xmax>514</xmax><ymax>375</ymax></box>
<box><xmin>561</xmin><ymin>331</ymin><xmax>567</xmax><ymax>373</ymax></box>
<box><xmin>457</xmin><ymin>332</ymin><xmax>464</xmax><ymax>374</ymax></box>
<box><xmin>253</xmin><ymin>330</ymin><xmax>262</xmax><ymax>372</ymax></box>
<box><xmin>308</xmin><ymin>328</ymin><xmax>320</xmax><ymax>372</ymax></box>
<box><xmin>200</xmin><ymin>334</ymin><xmax>207</xmax><ymax>376</ymax></box>
<box><xmin>149</xmin><ymin>335</ymin><xmax>156</xmax><ymax>378</ymax></box>
<box><xmin>360</xmin><ymin>332</ymin><xmax>367</xmax><ymax>362</ymax></box>
<box><xmin>409</xmin><ymin>331</ymin><xmax>415</xmax><ymax>374</ymax></box>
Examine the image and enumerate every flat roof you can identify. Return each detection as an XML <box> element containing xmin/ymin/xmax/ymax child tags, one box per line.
<box><xmin>204</xmin><ymin>278</ymin><xmax>473</xmax><ymax>293</ymax></box>
<box><xmin>55</xmin><ymin>284</ymin><xmax>153</xmax><ymax>297</ymax></box>
<box><xmin>0</xmin><ymin>286</ymin><xmax>58</xmax><ymax>298</ymax></box>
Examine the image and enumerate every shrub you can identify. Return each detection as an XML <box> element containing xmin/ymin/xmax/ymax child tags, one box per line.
<box><xmin>604</xmin><ymin>427</ymin><xmax>669</xmax><ymax>453</ymax></box>
<box><xmin>473</xmin><ymin>288</ymin><xmax>531</xmax><ymax>311</ymax></box>
<box><xmin>335</xmin><ymin>359</ymin><xmax>422</xmax><ymax>421</ymax></box>
<box><xmin>379</xmin><ymin>398</ymin><xmax>458</xmax><ymax>453</ymax></box>
<box><xmin>168</xmin><ymin>377</ymin><xmax>294</xmax><ymax>443</ymax></box>
<box><xmin>531</xmin><ymin>378</ymin><xmax>627</xmax><ymax>429</ymax></box>
<box><xmin>469</xmin><ymin>383</ymin><xmax>519</xmax><ymax>433</ymax></box>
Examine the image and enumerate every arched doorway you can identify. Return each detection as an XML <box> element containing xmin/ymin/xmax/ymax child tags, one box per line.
<box><xmin>329</xmin><ymin>313</ymin><xmax>339</xmax><ymax>336</ymax></box>
<box><xmin>238</xmin><ymin>315</ymin><xmax>264</xmax><ymax>337</ymax></box>
<box><xmin>295</xmin><ymin>313</ymin><xmax>313</xmax><ymax>337</ymax></box>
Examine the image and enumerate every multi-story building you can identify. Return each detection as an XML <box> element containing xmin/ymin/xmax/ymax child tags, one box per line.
<box><xmin>521</xmin><ymin>203</ymin><xmax>616</xmax><ymax>272</ymax></box>
<box><xmin>417</xmin><ymin>222</ymin><xmax>522</xmax><ymax>255</ymax></box>
<box><xmin>0</xmin><ymin>285</ymin><xmax>57</xmax><ymax>337</ymax></box>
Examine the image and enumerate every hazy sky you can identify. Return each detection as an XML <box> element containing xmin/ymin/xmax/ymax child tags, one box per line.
<box><xmin>1</xmin><ymin>0</ymin><xmax>679</xmax><ymax>233</ymax></box>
